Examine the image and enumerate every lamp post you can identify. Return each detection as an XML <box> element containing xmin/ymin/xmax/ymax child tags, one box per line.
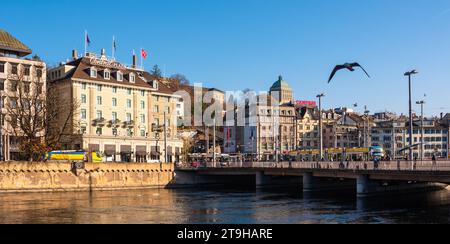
<box><xmin>364</xmin><ymin>106</ymin><xmax>370</xmax><ymax>148</ymax></box>
<box><xmin>0</xmin><ymin>99</ymin><xmax>3</xmax><ymax>162</ymax></box>
<box><xmin>316</xmin><ymin>93</ymin><xmax>325</xmax><ymax>161</ymax></box>
<box><xmin>416</xmin><ymin>100</ymin><xmax>425</xmax><ymax>161</ymax></box>
<box><xmin>404</xmin><ymin>70</ymin><xmax>418</xmax><ymax>163</ymax></box>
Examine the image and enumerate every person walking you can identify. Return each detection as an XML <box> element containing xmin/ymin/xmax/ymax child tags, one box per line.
<box><xmin>432</xmin><ymin>154</ymin><xmax>437</xmax><ymax>171</ymax></box>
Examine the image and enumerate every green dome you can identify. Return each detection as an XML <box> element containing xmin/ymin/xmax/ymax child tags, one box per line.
<box><xmin>270</xmin><ymin>75</ymin><xmax>291</xmax><ymax>90</ymax></box>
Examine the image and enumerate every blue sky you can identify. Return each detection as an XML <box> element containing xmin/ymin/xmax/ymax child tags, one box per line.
<box><xmin>1</xmin><ymin>0</ymin><xmax>450</xmax><ymax>116</ymax></box>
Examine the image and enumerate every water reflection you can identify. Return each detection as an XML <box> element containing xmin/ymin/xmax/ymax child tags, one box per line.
<box><xmin>0</xmin><ymin>187</ymin><xmax>449</xmax><ymax>224</ymax></box>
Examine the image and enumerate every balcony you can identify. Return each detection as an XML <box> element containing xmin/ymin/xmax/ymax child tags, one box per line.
<box><xmin>108</xmin><ymin>119</ymin><xmax>121</xmax><ymax>128</ymax></box>
<box><xmin>123</xmin><ymin>120</ymin><xmax>135</xmax><ymax>128</ymax></box>
<box><xmin>92</xmin><ymin>118</ymin><xmax>106</xmax><ymax>127</ymax></box>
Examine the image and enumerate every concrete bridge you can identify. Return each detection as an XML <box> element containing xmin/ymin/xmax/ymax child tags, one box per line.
<box><xmin>175</xmin><ymin>160</ymin><xmax>450</xmax><ymax>197</ymax></box>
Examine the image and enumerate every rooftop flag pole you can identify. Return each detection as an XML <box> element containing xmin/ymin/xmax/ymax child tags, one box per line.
<box><xmin>112</xmin><ymin>35</ymin><xmax>116</xmax><ymax>60</ymax></box>
<box><xmin>84</xmin><ymin>30</ymin><xmax>87</xmax><ymax>57</ymax></box>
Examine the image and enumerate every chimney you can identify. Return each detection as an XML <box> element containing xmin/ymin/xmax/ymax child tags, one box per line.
<box><xmin>132</xmin><ymin>53</ymin><xmax>137</xmax><ymax>68</ymax></box>
<box><xmin>72</xmin><ymin>49</ymin><xmax>78</xmax><ymax>60</ymax></box>
<box><xmin>100</xmin><ymin>48</ymin><xmax>107</xmax><ymax>59</ymax></box>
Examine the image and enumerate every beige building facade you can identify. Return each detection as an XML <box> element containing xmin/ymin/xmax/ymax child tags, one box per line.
<box><xmin>0</xmin><ymin>29</ymin><xmax>46</xmax><ymax>161</ymax></box>
<box><xmin>48</xmin><ymin>50</ymin><xmax>182</xmax><ymax>163</ymax></box>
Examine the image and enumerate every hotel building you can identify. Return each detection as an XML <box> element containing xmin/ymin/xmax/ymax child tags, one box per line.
<box><xmin>47</xmin><ymin>49</ymin><xmax>182</xmax><ymax>163</ymax></box>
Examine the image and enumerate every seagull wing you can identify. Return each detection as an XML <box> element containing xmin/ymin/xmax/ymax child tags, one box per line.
<box><xmin>328</xmin><ymin>65</ymin><xmax>346</xmax><ymax>83</ymax></box>
<box><xmin>351</xmin><ymin>63</ymin><xmax>371</xmax><ymax>78</ymax></box>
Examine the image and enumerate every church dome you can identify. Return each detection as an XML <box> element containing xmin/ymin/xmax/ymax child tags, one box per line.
<box><xmin>270</xmin><ymin>75</ymin><xmax>291</xmax><ymax>91</ymax></box>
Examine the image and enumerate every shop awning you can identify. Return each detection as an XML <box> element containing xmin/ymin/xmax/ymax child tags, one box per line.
<box><xmin>104</xmin><ymin>145</ymin><xmax>116</xmax><ymax>155</ymax></box>
<box><xmin>120</xmin><ymin>145</ymin><xmax>132</xmax><ymax>154</ymax></box>
<box><xmin>136</xmin><ymin>146</ymin><xmax>147</xmax><ymax>156</ymax></box>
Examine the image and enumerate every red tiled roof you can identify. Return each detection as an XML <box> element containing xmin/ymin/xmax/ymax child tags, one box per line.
<box><xmin>58</xmin><ymin>57</ymin><xmax>177</xmax><ymax>95</ymax></box>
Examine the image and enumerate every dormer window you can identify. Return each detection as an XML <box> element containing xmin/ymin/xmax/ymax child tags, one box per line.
<box><xmin>90</xmin><ymin>67</ymin><xmax>97</xmax><ymax>78</ymax></box>
<box><xmin>129</xmin><ymin>73</ymin><xmax>135</xmax><ymax>83</ymax></box>
<box><xmin>116</xmin><ymin>71</ymin><xmax>123</xmax><ymax>81</ymax></box>
<box><xmin>104</xmin><ymin>69</ymin><xmax>110</xmax><ymax>80</ymax></box>
<box><xmin>152</xmin><ymin>80</ymin><xmax>158</xmax><ymax>89</ymax></box>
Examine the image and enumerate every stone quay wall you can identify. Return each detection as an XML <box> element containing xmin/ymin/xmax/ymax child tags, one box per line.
<box><xmin>0</xmin><ymin>162</ymin><xmax>175</xmax><ymax>193</ymax></box>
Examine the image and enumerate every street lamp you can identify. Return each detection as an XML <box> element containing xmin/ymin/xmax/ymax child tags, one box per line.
<box><xmin>416</xmin><ymin>100</ymin><xmax>425</xmax><ymax>161</ymax></box>
<box><xmin>364</xmin><ymin>106</ymin><xmax>370</xmax><ymax>149</ymax></box>
<box><xmin>404</xmin><ymin>70</ymin><xmax>418</xmax><ymax>163</ymax></box>
<box><xmin>316</xmin><ymin>93</ymin><xmax>325</xmax><ymax>161</ymax></box>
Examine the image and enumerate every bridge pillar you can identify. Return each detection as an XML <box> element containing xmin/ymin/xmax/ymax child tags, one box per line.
<box><xmin>356</xmin><ymin>175</ymin><xmax>379</xmax><ymax>197</ymax></box>
<box><xmin>255</xmin><ymin>172</ymin><xmax>272</xmax><ymax>188</ymax></box>
<box><xmin>302</xmin><ymin>172</ymin><xmax>316</xmax><ymax>192</ymax></box>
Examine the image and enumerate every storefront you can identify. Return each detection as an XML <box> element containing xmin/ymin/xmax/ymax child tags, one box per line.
<box><xmin>151</xmin><ymin>146</ymin><xmax>161</xmax><ymax>161</ymax></box>
<box><xmin>136</xmin><ymin>146</ymin><xmax>147</xmax><ymax>163</ymax></box>
<box><xmin>104</xmin><ymin>145</ymin><xmax>116</xmax><ymax>162</ymax></box>
<box><xmin>120</xmin><ymin>145</ymin><xmax>132</xmax><ymax>162</ymax></box>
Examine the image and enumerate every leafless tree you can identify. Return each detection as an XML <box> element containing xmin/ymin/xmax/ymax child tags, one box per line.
<box><xmin>4</xmin><ymin>68</ymin><xmax>78</xmax><ymax>161</ymax></box>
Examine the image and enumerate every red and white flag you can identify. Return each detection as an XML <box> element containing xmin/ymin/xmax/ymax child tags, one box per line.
<box><xmin>141</xmin><ymin>48</ymin><xmax>148</xmax><ymax>59</ymax></box>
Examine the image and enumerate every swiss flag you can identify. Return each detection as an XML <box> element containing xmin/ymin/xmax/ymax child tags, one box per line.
<box><xmin>141</xmin><ymin>48</ymin><xmax>148</xmax><ymax>59</ymax></box>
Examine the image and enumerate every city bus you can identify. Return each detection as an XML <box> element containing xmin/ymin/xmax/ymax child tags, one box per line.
<box><xmin>45</xmin><ymin>150</ymin><xmax>104</xmax><ymax>163</ymax></box>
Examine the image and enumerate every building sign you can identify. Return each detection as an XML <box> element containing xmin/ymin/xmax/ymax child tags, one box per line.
<box><xmin>89</xmin><ymin>57</ymin><xmax>126</xmax><ymax>70</ymax></box>
<box><xmin>296</xmin><ymin>100</ymin><xmax>317</xmax><ymax>107</ymax></box>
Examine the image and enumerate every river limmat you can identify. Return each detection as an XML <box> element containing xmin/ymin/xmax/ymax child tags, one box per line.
<box><xmin>1</xmin><ymin>187</ymin><xmax>450</xmax><ymax>224</ymax></box>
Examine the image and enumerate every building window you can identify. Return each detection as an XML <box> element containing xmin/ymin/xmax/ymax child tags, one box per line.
<box><xmin>117</xmin><ymin>71</ymin><xmax>123</xmax><ymax>81</ymax></box>
<box><xmin>0</xmin><ymin>62</ymin><xmax>4</xmax><ymax>73</ymax></box>
<box><xmin>97</xmin><ymin>96</ymin><xmax>102</xmax><ymax>105</ymax></box>
<box><xmin>112</xmin><ymin>128</ymin><xmax>118</xmax><ymax>136</ymax></box>
<box><xmin>112</xmin><ymin>98</ymin><xmax>117</xmax><ymax>107</ymax></box>
<box><xmin>127</xmin><ymin>128</ymin><xmax>133</xmax><ymax>137</ymax></box>
<box><xmin>153</xmin><ymin>96</ymin><xmax>158</xmax><ymax>102</ymax></box>
<box><xmin>129</xmin><ymin>73</ymin><xmax>135</xmax><ymax>83</ymax></box>
<box><xmin>140</xmin><ymin>114</ymin><xmax>145</xmax><ymax>123</ymax></box>
<box><xmin>97</xmin><ymin>110</ymin><xmax>103</xmax><ymax>119</ymax></box>
<box><xmin>82</xmin><ymin>83</ymin><xmax>87</xmax><ymax>90</ymax></box>
<box><xmin>36</xmin><ymin>68</ymin><xmax>43</xmax><ymax>78</ymax></box>
<box><xmin>153</xmin><ymin>118</ymin><xmax>160</xmax><ymax>126</ymax></box>
<box><xmin>140</xmin><ymin>130</ymin><xmax>146</xmax><ymax>137</ymax></box>
<box><xmin>141</xmin><ymin>90</ymin><xmax>145</xmax><ymax>96</ymax></box>
<box><xmin>0</xmin><ymin>79</ymin><xmax>4</xmax><ymax>91</ymax></box>
<box><xmin>90</xmin><ymin>68</ymin><xmax>97</xmax><ymax>78</ymax></box>
<box><xmin>112</xmin><ymin>87</ymin><xmax>117</xmax><ymax>93</ymax></box>
<box><xmin>127</xmin><ymin>88</ymin><xmax>132</xmax><ymax>95</ymax></box>
<box><xmin>126</xmin><ymin>99</ymin><xmax>132</xmax><ymax>108</ymax></box>
<box><xmin>97</xmin><ymin>85</ymin><xmax>102</xmax><ymax>92</ymax></box>
<box><xmin>81</xmin><ymin>94</ymin><xmax>87</xmax><ymax>104</ymax></box>
<box><xmin>11</xmin><ymin>64</ymin><xmax>18</xmax><ymax>75</ymax></box>
<box><xmin>96</xmin><ymin>127</ymin><xmax>102</xmax><ymax>135</ymax></box>
<box><xmin>126</xmin><ymin>113</ymin><xmax>132</xmax><ymax>122</ymax></box>
<box><xmin>81</xmin><ymin>126</ymin><xmax>87</xmax><ymax>134</ymax></box>
<box><xmin>104</xmin><ymin>70</ymin><xmax>110</xmax><ymax>80</ymax></box>
<box><xmin>37</xmin><ymin>84</ymin><xmax>43</xmax><ymax>94</ymax></box>
<box><xmin>112</xmin><ymin>112</ymin><xmax>117</xmax><ymax>121</ymax></box>
<box><xmin>81</xmin><ymin>109</ymin><xmax>87</xmax><ymax>119</ymax></box>
<box><xmin>23</xmin><ymin>82</ymin><xmax>30</xmax><ymax>93</ymax></box>
<box><xmin>153</xmin><ymin>105</ymin><xmax>159</xmax><ymax>113</ymax></box>
<box><xmin>23</xmin><ymin>65</ymin><xmax>30</xmax><ymax>76</ymax></box>
<box><xmin>140</xmin><ymin>101</ymin><xmax>145</xmax><ymax>109</ymax></box>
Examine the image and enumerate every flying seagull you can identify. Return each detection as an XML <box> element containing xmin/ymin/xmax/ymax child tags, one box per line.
<box><xmin>328</xmin><ymin>63</ymin><xmax>371</xmax><ymax>83</ymax></box>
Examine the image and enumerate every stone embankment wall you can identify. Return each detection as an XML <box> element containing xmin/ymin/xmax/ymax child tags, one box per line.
<box><xmin>0</xmin><ymin>162</ymin><xmax>174</xmax><ymax>193</ymax></box>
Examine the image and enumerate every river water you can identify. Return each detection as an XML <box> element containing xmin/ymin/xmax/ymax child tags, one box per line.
<box><xmin>0</xmin><ymin>187</ymin><xmax>449</xmax><ymax>224</ymax></box>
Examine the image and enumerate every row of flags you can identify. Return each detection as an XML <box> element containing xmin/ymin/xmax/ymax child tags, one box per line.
<box><xmin>85</xmin><ymin>31</ymin><xmax>148</xmax><ymax>60</ymax></box>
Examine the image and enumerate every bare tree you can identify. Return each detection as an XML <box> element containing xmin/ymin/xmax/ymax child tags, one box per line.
<box><xmin>4</xmin><ymin>67</ymin><xmax>78</xmax><ymax>161</ymax></box>
<box><xmin>171</xmin><ymin>73</ymin><xmax>190</xmax><ymax>86</ymax></box>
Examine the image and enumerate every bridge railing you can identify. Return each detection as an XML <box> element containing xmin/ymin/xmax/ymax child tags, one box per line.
<box><xmin>190</xmin><ymin>160</ymin><xmax>450</xmax><ymax>172</ymax></box>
